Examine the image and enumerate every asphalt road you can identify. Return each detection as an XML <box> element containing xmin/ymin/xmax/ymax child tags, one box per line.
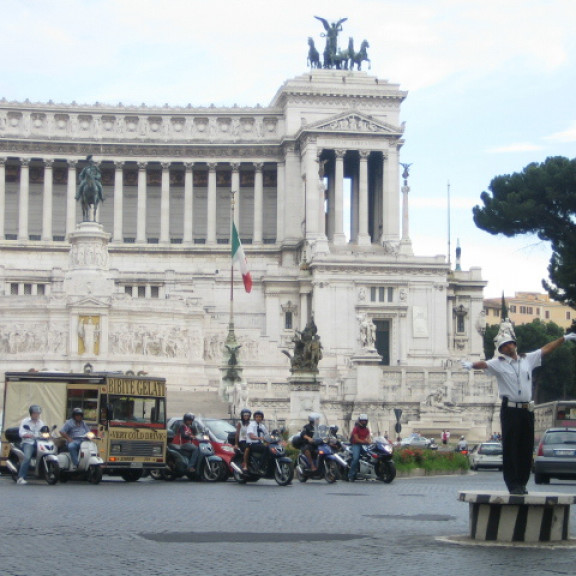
<box><xmin>1</xmin><ymin>470</ymin><xmax>575</xmax><ymax>576</ymax></box>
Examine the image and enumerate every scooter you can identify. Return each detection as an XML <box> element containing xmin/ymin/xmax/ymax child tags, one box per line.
<box><xmin>231</xmin><ymin>430</ymin><xmax>294</xmax><ymax>486</ymax></box>
<box><xmin>5</xmin><ymin>425</ymin><xmax>60</xmax><ymax>485</ymax></box>
<box><xmin>57</xmin><ymin>432</ymin><xmax>104</xmax><ymax>484</ymax></box>
<box><xmin>296</xmin><ymin>425</ymin><xmax>348</xmax><ymax>484</ymax></box>
<box><xmin>161</xmin><ymin>428</ymin><xmax>225</xmax><ymax>482</ymax></box>
<box><xmin>341</xmin><ymin>436</ymin><xmax>396</xmax><ymax>483</ymax></box>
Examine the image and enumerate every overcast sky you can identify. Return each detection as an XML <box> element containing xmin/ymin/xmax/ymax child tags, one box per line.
<box><xmin>2</xmin><ymin>0</ymin><xmax>576</xmax><ymax>298</ymax></box>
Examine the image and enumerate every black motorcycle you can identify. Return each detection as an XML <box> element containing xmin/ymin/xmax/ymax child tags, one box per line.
<box><xmin>341</xmin><ymin>436</ymin><xmax>396</xmax><ymax>483</ymax></box>
<box><xmin>231</xmin><ymin>431</ymin><xmax>294</xmax><ymax>486</ymax></box>
<box><xmin>156</xmin><ymin>428</ymin><xmax>225</xmax><ymax>482</ymax></box>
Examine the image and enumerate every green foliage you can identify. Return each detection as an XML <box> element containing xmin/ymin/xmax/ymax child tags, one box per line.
<box><xmin>394</xmin><ymin>448</ymin><xmax>469</xmax><ymax>473</ymax></box>
<box><xmin>473</xmin><ymin>156</ymin><xmax>576</xmax><ymax>307</ymax></box>
<box><xmin>483</xmin><ymin>319</ymin><xmax>576</xmax><ymax>402</ymax></box>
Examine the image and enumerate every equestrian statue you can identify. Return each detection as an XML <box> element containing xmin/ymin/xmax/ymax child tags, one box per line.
<box><xmin>76</xmin><ymin>155</ymin><xmax>104</xmax><ymax>222</ymax></box>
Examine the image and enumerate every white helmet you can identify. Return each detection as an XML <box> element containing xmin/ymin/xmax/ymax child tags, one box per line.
<box><xmin>308</xmin><ymin>412</ymin><xmax>321</xmax><ymax>423</ymax></box>
<box><xmin>495</xmin><ymin>333</ymin><xmax>516</xmax><ymax>352</ymax></box>
<box><xmin>359</xmin><ymin>414</ymin><xmax>369</xmax><ymax>422</ymax></box>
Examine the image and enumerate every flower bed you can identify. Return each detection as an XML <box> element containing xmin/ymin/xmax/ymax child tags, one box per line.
<box><xmin>394</xmin><ymin>448</ymin><xmax>469</xmax><ymax>475</ymax></box>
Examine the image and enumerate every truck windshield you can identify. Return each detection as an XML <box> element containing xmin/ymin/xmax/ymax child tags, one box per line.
<box><xmin>107</xmin><ymin>395</ymin><xmax>165</xmax><ymax>428</ymax></box>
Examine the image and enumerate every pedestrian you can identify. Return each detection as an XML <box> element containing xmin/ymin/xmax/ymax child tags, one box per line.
<box><xmin>441</xmin><ymin>429</ymin><xmax>448</xmax><ymax>445</ymax></box>
<box><xmin>461</xmin><ymin>323</ymin><xmax>576</xmax><ymax>494</ymax></box>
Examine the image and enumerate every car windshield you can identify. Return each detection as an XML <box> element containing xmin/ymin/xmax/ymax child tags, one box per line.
<box><xmin>479</xmin><ymin>444</ymin><xmax>502</xmax><ymax>455</ymax></box>
<box><xmin>201</xmin><ymin>419</ymin><xmax>236</xmax><ymax>442</ymax></box>
<box><xmin>543</xmin><ymin>431</ymin><xmax>576</xmax><ymax>445</ymax></box>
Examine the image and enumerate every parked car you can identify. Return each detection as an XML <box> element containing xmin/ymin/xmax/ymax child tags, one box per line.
<box><xmin>534</xmin><ymin>427</ymin><xmax>576</xmax><ymax>484</ymax></box>
<box><xmin>468</xmin><ymin>442</ymin><xmax>503</xmax><ymax>471</ymax></box>
<box><xmin>400</xmin><ymin>433</ymin><xmax>431</xmax><ymax>449</ymax></box>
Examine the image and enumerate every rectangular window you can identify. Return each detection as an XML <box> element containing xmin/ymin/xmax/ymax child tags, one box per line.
<box><xmin>10</xmin><ymin>283</ymin><xmax>19</xmax><ymax>295</ymax></box>
<box><xmin>285</xmin><ymin>311</ymin><xmax>293</xmax><ymax>330</ymax></box>
<box><xmin>37</xmin><ymin>284</ymin><xmax>45</xmax><ymax>296</ymax></box>
<box><xmin>510</xmin><ymin>305</ymin><xmax>516</xmax><ymax>313</ymax></box>
<box><xmin>138</xmin><ymin>286</ymin><xmax>146</xmax><ymax>298</ymax></box>
<box><xmin>545</xmin><ymin>310</ymin><xmax>550</xmax><ymax>319</ymax></box>
<box><xmin>24</xmin><ymin>284</ymin><xmax>32</xmax><ymax>295</ymax></box>
<box><xmin>125</xmin><ymin>285</ymin><xmax>133</xmax><ymax>296</ymax></box>
<box><xmin>567</xmin><ymin>311</ymin><xmax>572</xmax><ymax>321</ymax></box>
<box><xmin>151</xmin><ymin>286</ymin><xmax>159</xmax><ymax>298</ymax></box>
<box><xmin>378</xmin><ymin>287</ymin><xmax>385</xmax><ymax>302</ymax></box>
<box><xmin>387</xmin><ymin>287</ymin><xmax>394</xmax><ymax>302</ymax></box>
<box><xmin>457</xmin><ymin>315</ymin><xmax>465</xmax><ymax>333</ymax></box>
<box><xmin>370</xmin><ymin>287</ymin><xmax>377</xmax><ymax>302</ymax></box>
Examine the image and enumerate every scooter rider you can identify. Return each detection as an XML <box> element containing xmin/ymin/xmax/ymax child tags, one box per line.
<box><xmin>180</xmin><ymin>413</ymin><xmax>200</xmax><ymax>473</ymax></box>
<box><xmin>17</xmin><ymin>405</ymin><xmax>46</xmax><ymax>485</ymax></box>
<box><xmin>235</xmin><ymin>408</ymin><xmax>251</xmax><ymax>459</ymax></box>
<box><xmin>456</xmin><ymin>435</ymin><xmax>468</xmax><ymax>452</ymax></box>
<box><xmin>348</xmin><ymin>414</ymin><xmax>372</xmax><ymax>482</ymax></box>
<box><xmin>60</xmin><ymin>408</ymin><xmax>92</xmax><ymax>470</ymax></box>
<box><xmin>245</xmin><ymin>410</ymin><xmax>268</xmax><ymax>471</ymax></box>
<box><xmin>300</xmin><ymin>413</ymin><xmax>321</xmax><ymax>472</ymax></box>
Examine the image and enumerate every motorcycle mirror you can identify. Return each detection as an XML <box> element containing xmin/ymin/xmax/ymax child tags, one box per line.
<box><xmin>23</xmin><ymin>424</ymin><xmax>31</xmax><ymax>430</ymax></box>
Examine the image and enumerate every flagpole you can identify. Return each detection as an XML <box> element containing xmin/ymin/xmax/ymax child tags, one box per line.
<box><xmin>226</xmin><ymin>190</ymin><xmax>237</xmax><ymax>348</ymax></box>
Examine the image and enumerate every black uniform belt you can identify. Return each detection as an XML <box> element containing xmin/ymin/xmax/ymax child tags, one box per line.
<box><xmin>506</xmin><ymin>401</ymin><xmax>530</xmax><ymax>409</ymax></box>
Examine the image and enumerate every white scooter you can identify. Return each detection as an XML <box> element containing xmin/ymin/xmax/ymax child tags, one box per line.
<box><xmin>57</xmin><ymin>432</ymin><xmax>104</xmax><ymax>484</ymax></box>
<box><xmin>5</xmin><ymin>424</ymin><xmax>60</xmax><ymax>485</ymax></box>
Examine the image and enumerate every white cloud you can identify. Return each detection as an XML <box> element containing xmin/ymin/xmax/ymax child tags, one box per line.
<box><xmin>485</xmin><ymin>143</ymin><xmax>545</xmax><ymax>153</ymax></box>
<box><xmin>545</xmin><ymin>122</ymin><xmax>576</xmax><ymax>143</ymax></box>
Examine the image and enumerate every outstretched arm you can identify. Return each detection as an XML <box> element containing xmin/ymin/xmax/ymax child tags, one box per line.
<box><xmin>542</xmin><ymin>333</ymin><xmax>576</xmax><ymax>356</ymax></box>
<box><xmin>461</xmin><ymin>359</ymin><xmax>487</xmax><ymax>371</ymax></box>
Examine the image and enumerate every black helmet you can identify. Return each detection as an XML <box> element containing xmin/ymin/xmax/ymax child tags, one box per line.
<box><xmin>29</xmin><ymin>404</ymin><xmax>42</xmax><ymax>415</ymax></box>
<box><xmin>72</xmin><ymin>407</ymin><xmax>84</xmax><ymax>417</ymax></box>
<box><xmin>240</xmin><ymin>408</ymin><xmax>252</xmax><ymax>419</ymax></box>
<box><xmin>253</xmin><ymin>410</ymin><xmax>264</xmax><ymax>418</ymax></box>
<box><xmin>183</xmin><ymin>412</ymin><xmax>195</xmax><ymax>422</ymax></box>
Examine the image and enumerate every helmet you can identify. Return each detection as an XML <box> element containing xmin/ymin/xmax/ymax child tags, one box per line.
<box><xmin>240</xmin><ymin>408</ymin><xmax>252</xmax><ymax>419</ymax></box>
<box><xmin>359</xmin><ymin>414</ymin><xmax>369</xmax><ymax>422</ymax></box>
<box><xmin>29</xmin><ymin>404</ymin><xmax>42</xmax><ymax>415</ymax></box>
<box><xmin>495</xmin><ymin>333</ymin><xmax>516</xmax><ymax>352</ymax></box>
<box><xmin>72</xmin><ymin>407</ymin><xmax>84</xmax><ymax>417</ymax></box>
<box><xmin>308</xmin><ymin>412</ymin><xmax>321</xmax><ymax>423</ymax></box>
<box><xmin>460</xmin><ymin>435</ymin><xmax>465</xmax><ymax>440</ymax></box>
<box><xmin>253</xmin><ymin>410</ymin><xmax>264</xmax><ymax>418</ymax></box>
<box><xmin>183</xmin><ymin>412</ymin><xmax>195</xmax><ymax>422</ymax></box>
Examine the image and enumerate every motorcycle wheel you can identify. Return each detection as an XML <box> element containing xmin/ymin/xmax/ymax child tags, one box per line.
<box><xmin>324</xmin><ymin>460</ymin><xmax>339</xmax><ymax>484</ymax></box>
<box><xmin>44</xmin><ymin>460</ymin><xmax>60</xmax><ymax>485</ymax></box>
<box><xmin>87</xmin><ymin>465</ymin><xmax>103</xmax><ymax>485</ymax></box>
<box><xmin>120</xmin><ymin>469</ymin><xmax>143</xmax><ymax>482</ymax></box>
<box><xmin>149</xmin><ymin>468</ymin><xmax>165</xmax><ymax>481</ymax></box>
<box><xmin>163</xmin><ymin>456</ymin><xmax>178</xmax><ymax>481</ymax></box>
<box><xmin>9</xmin><ymin>455</ymin><xmax>20</xmax><ymax>482</ymax></box>
<box><xmin>233</xmin><ymin>468</ymin><xmax>247</xmax><ymax>484</ymax></box>
<box><xmin>376</xmin><ymin>460</ymin><xmax>396</xmax><ymax>484</ymax></box>
<box><xmin>202</xmin><ymin>461</ymin><xmax>223</xmax><ymax>482</ymax></box>
<box><xmin>296</xmin><ymin>467</ymin><xmax>307</xmax><ymax>483</ymax></box>
<box><xmin>274</xmin><ymin>461</ymin><xmax>294</xmax><ymax>486</ymax></box>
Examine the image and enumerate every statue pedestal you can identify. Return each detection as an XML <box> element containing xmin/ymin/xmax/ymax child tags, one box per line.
<box><xmin>343</xmin><ymin>352</ymin><xmax>382</xmax><ymax>402</ymax></box>
<box><xmin>288</xmin><ymin>373</ymin><xmax>322</xmax><ymax>429</ymax></box>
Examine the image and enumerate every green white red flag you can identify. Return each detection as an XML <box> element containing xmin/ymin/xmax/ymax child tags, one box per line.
<box><xmin>231</xmin><ymin>222</ymin><xmax>252</xmax><ymax>293</ymax></box>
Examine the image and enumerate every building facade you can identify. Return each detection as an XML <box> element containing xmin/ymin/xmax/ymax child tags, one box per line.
<box><xmin>0</xmin><ymin>70</ymin><xmax>495</xmax><ymax>437</ymax></box>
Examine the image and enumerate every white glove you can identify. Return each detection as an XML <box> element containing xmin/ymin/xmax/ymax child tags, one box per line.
<box><xmin>565</xmin><ymin>333</ymin><xmax>576</xmax><ymax>342</ymax></box>
<box><xmin>460</xmin><ymin>360</ymin><xmax>473</xmax><ymax>371</ymax></box>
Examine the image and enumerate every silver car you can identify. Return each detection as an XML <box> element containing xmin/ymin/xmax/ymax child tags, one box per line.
<box><xmin>468</xmin><ymin>442</ymin><xmax>503</xmax><ymax>471</ymax></box>
<box><xmin>534</xmin><ymin>427</ymin><xmax>576</xmax><ymax>484</ymax></box>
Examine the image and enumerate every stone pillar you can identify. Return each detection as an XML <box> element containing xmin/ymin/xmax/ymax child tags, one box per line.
<box><xmin>299</xmin><ymin>291</ymin><xmax>309</xmax><ymax>330</ymax></box>
<box><xmin>160</xmin><ymin>161</ymin><xmax>171</xmax><ymax>244</ymax></box>
<box><xmin>136</xmin><ymin>162</ymin><xmax>147</xmax><ymax>243</ymax></box>
<box><xmin>333</xmin><ymin>149</ymin><xmax>346</xmax><ymax>245</ymax></box>
<box><xmin>207</xmin><ymin>162</ymin><xmax>217</xmax><ymax>244</ymax></box>
<box><xmin>253</xmin><ymin>162</ymin><xmax>263</xmax><ymax>244</ymax></box>
<box><xmin>66</xmin><ymin>159</ymin><xmax>77</xmax><ymax>236</ymax></box>
<box><xmin>183</xmin><ymin>162</ymin><xmax>194</xmax><ymax>245</ymax></box>
<box><xmin>17</xmin><ymin>158</ymin><xmax>30</xmax><ymax>241</ymax></box>
<box><xmin>303</xmin><ymin>139</ymin><xmax>319</xmax><ymax>236</ymax></box>
<box><xmin>357</xmin><ymin>150</ymin><xmax>370</xmax><ymax>245</ymax></box>
<box><xmin>350</xmin><ymin>173</ymin><xmax>359</xmax><ymax>242</ymax></box>
<box><xmin>276</xmin><ymin>161</ymin><xmax>285</xmax><ymax>243</ymax></box>
<box><xmin>382</xmin><ymin>148</ymin><xmax>400</xmax><ymax>243</ymax></box>
<box><xmin>231</xmin><ymin>162</ymin><xmax>240</xmax><ymax>229</ymax></box>
<box><xmin>113</xmin><ymin>161</ymin><xmax>124</xmax><ymax>243</ymax></box>
<box><xmin>41</xmin><ymin>159</ymin><xmax>54</xmax><ymax>241</ymax></box>
<box><xmin>0</xmin><ymin>157</ymin><xmax>7</xmax><ymax>240</ymax></box>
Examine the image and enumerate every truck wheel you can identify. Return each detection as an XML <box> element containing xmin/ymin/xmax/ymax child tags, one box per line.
<box><xmin>121</xmin><ymin>470</ymin><xmax>143</xmax><ymax>482</ymax></box>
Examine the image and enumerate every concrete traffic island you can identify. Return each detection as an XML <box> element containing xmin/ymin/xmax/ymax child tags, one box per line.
<box><xmin>454</xmin><ymin>491</ymin><xmax>576</xmax><ymax>544</ymax></box>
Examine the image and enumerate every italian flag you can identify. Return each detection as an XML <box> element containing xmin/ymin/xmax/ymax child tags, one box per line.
<box><xmin>232</xmin><ymin>222</ymin><xmax>252</xmax><ymax>293</ymax></box>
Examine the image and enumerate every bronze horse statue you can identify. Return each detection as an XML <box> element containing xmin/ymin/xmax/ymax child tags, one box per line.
<box><xmin>352</xmin><ymin>40</ymin><xmax>371</xmax><ymax>71</ymax></box>
<box><xmin>76</xmin><ymin>156</ymin><xmax>104</xmax><ymax>221</ymax></box>
<box><xmin>307</xmin><ymin>37</ymin><xmax>321</xmax><ymax>69</ymax></box>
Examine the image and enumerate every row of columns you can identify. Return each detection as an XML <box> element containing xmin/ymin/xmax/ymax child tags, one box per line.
<box><xmin>303</xmin><ymin>143</ymin><xmax>400</xmax><ymax>246</ymax></box>
<box><xmin>0</xmin><ymin>158</ymin><xmax>276</xmax><ymax>245</ymax></box>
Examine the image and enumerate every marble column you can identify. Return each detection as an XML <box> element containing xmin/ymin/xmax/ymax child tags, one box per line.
<box><xmin>253</xmin><ymin>162</ymin><xmax>263</xmax><ymax>244</ymax></box>
<box><xmin>333</xmin><ymin>149</ymin><xmax>346</xmax><ymax>245</ymax></box>
<box><xmin>41</xmin><ymin>159</ymin><xmax>54</xmax><ymax>241</ymax></box>
<box><xmin>276</xmin><ymin>161</ymin><xmax>285</xmax><ymax>243</ymax></box>
<box><xmin>0</xmin><ymin>158</ymin><xmax>6</xmax><ymax>239</ymax></box>
<box><xmin>207</xmin><ymin>163</ymin><xmax>217</xmax><ymax>244</ymax></box>
<box><xmin>136</xmin><ymin>162</ymin><xmax>147</xmax><ymax>243</ymax></box>
<box><xmin>160</xmin><ymin>162</ymin><xmax>171</xmax><ymax>243</ymax></box>
<box><xmin>183</xmin><ymin>162</ymin><xmax>194</xmax><ymax>245</ymax></box>
<box><xmin>17</xmin><ymin>158</ymin><xmax>30</xmax><ymax>241</ymax></box>
<box><xmin>382</xmin><ymin>148</ymin><xmax>400</xmax><ymax>243</ymax></box>
<box><xmin>357</xmin><ymin>150</ymin><xmax>371</xmax><ymax>245</ymax></box>
<box><xmin>231</xmin><ymin>163</ymin><xmax>240</xmax><ymax>229</ymax></box>
<box><xmin>113</xmin><ymin>161</ymin><xmax>124</xmax><ymax>243</ymax></box>
<box><xmin>66</xmin><ymin>159</ymin><xmax>77</xmax><ymax>235</ymax></box>
<box><xmin>304</xmin><ymin>140</ymin><xmax>319</xmax><ymax>236</ymax></box>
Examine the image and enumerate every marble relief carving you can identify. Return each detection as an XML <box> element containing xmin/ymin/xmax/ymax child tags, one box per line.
<box><xmin>0</xmin><ymin>322</ymin><xmax>67</xmax><ymax>354</ymax></box>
